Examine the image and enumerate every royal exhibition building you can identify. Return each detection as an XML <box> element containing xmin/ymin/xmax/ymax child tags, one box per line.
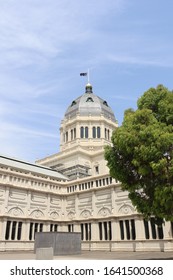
<box><xmin>0</xmin><ymin>82</ymin><xmax>173</xmax><ymax>253</ymax></box>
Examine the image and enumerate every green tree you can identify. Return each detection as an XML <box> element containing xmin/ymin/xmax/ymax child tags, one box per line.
<box><xmin>105</xmin><ymin>85</ymin><xmax>173</xmax><ymax>222</ymax></box>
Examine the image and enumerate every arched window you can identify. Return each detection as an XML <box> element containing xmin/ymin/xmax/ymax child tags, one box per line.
<box><xmin>80</xmin><ymin>127</ymin><xmax>84</xmax><ymax>138</ymax></box>
<box><xmin>66</xmin><ymin>131</ymin><xmax>68</xmax><ymax>142</ymax></box>
<box><xmin>108</xmin><ymin>129</ymin><xmax>110</xmax><ymax>140</ymax></box>
<box><xmin>105</xmin><ymin>128</ymin><xmax>107</xmax><ymax>139</ymax></box>
<box><xmin>97</xmin><ymin>127</ymin><xmax>100</xmax><ymax>138</ymax></box>
<box><xmin>74</xmin><ymin>128</ymin><xmax>76</xmax><ymax>139</ymax></box>
<box><xmin>92</xmin><ymin>127</ymin><xmax>96</xmax><ymax>138</ymax></box>
<box><xmin>85</xmin><ymin>127</ymin><xmax>88</xmax><ymax>138</ymax></box>
<box><xmin>71</xmin><ymin>129</ymin><xmax>73</xmax><ymax>140</ymax></box>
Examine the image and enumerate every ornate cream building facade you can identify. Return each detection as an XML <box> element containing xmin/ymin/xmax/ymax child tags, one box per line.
<box><xmin>0</xmin><ymin>83</ymin><xmax>173</xmax><ymax>252</ymax></box>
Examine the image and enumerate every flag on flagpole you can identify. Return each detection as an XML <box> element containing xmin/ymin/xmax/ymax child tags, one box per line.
<box><xmin>80</xmin><ymin>72</ymin><xmax>87</xmax><ymax>76</ymax></box>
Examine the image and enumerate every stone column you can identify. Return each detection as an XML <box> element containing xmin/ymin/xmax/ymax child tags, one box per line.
<box><xmin>135</xmin><ymin>217</ymin><xmax>146</xmax><ymax>240</ymax></box>
<box><xmin>4</xmin><ymin>187</ymin><xmax>10</xmax><ymax>213</ymax></box>
<box><xmin>0</xmin><ymin>218</ymin><xmax>7</xmax><ymax>241</ymax></box>
<box><xmin>91</xmin><ymin>191</ymin><xmax>96</xmax><ymax>217</ymax></box>
<box><xmin>46</xmin><ymin>193</ymin><xmax>50</xmax><ymax>219</ymax></box>
<box><xmin>90</xmin><ymin>222</ymin><xmax>97</xmax><ymax>241</ymax></box>
<box><xmin>22</xmin><ymin>220</ymin><xmax>30</xmax><ymax>241</ymax></box>
<box><xmin>100</xmin><ymin>121</ymin><xmax>104</xmax><ymax>139</ymax></box>
<box><xmin>76</xmin><ymin>121</ymin><xmax>80</xmax><ymax>139</ymax></box>
<box><xmin>163</xmin><ymin>221</ymin><xmax>173</xmax><ymax>251</ymax></box>
<box><xmin>74</xmin><ymin>223</ymin><xmax>81</xmax><ymax>233</ymax></box>
<box><xmin>9</xmin><ymin>221</ymin><xmax>13</xmax><ymax>241</ymax></box>
<box><xmin>82</xmin><ymin>223</ymin><xmax>86</xmax><ymax>241</ymax></box>
<box><xmin>111</xmin><ymin>187</ymin><xmax>116</xmax><ymax>215</ymax></box>
<box><xmin>89</xmin><ymin>221</ymin><xmax>99</xmax><ymax>251</ymax></box>
<box><xmin>32</xmin><ymin>222</ymin><xmax>35</xmax><ymax>240</ymax></box>
<box><xmin>135</xmin><ymin>217</ymin><xmax>147</xmax><ymax>252</ymax></box>
<box><xmin>44</xmin><ymin>222</ymin><xmax>50</xmax><ymax>232</ymax></box>
<box><xmin>27</xmin><ymin>191</ymin><xmax>31</xmax><ymax>217</ymax></box>
<box><xmin>75</xmin><ymin>194</ymin><xmax>79</xmax><ymax>219</ymax></box>
<box><xmin>110</xmin><ymin>219</ymin><xmax>115</xmax><ymax>241</ymax></box>
<box><xmin>113</xmin><ymin>220</ymin><xmax>121</xmax><ymax>241</ymax></box>
<box><xmin>163</xmin><ymin>221</ymin><xmax>172</xmax><ymax>239</ymax></box>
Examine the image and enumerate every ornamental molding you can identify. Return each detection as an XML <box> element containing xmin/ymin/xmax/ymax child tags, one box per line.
<box><xmin>49</xmin><ymin>211</ymin><xmax>59</xmax><ymax>219</ymax></box>
<box><xmin>30</xmin><ymin>209</ymin><xmax>44</xmax><ymax>218</ymax></box>
<box><xmin>80</xmin><ymin>209</ymin><xmax>91</xmax><ymax>218</ymax></box>
<box><xmin>67</xmin><ymin>211</ymin><xmax>76</xmax><ymax>220</ymax></box>
<box><xmin>98</xmin><ymin>206</ymin><xmax>111</xmax><ymax>217</ymax></box>
<box><xmin>8</xmin><ymin>206</ymin><xmax>24</xmax><ymax>217</ymax></box>
<box><xmin>118</xmin><ymin>203</ymin><xmax>134</xmax><ymax>215</ymax></box>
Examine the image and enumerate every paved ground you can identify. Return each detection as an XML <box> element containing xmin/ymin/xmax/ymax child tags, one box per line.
<box><xmin>0</xmin><ymin>250</ymin><xmax>173</xmax><ymax>260</ymax></box>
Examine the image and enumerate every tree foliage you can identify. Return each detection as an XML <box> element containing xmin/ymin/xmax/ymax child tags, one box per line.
<box><xmin>105</xmin><ymin>85</ymin><xmax>173</xmax><ymax>221</ymax></box>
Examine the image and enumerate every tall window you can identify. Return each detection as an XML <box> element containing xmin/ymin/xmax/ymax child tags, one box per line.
<box><xmin>17</xmin><ymin>222</ymin><xmax>23</xmax><ymax>240</ymax></box>
<box><xmin>105</xmin><ymin>128</ymin><xmax>110</xmax><ymax>140</ymax></box>
<box><xmin>107</xmin><ymin>129</ymin><xmax>110</xmax><ymax>140</ymax></box>
<box><xmin>71</xmin><ymin>129</ymin><xmax>73</xmax><ymax>140</ymax></box>
<box><xmin>11</xmin><ymin>221</ymin><xmax>17</xmax><ymax>240</ymax></box>
<box><xmin>104</xmin><ymin>222</ymin><xmax>108</xmax><ymax>240</ymax></box>
<box><xmin>5</xmin><ymin>221</ymin><xmax>11</xmax><ymax>240</ymax></box>
<box><xmin>85</xmin><ymin>127</ymin><xmax>88</xmax><ymax>138</ymax></box>
<box><xmin>29</xmin><ymin>222</ymin><xmax>43</xmax><ymax>240</ymax></box>
<box><xmin>80</xmin><ymin>126</ymin><xmax>88</xmax><ymax>138</ymax></box>
<box><xmin>29</xmin><ymin>223</ymin><xmax>33</xmax><ymax>240</ymax></box>
<box><xmin>143</xmin><ymin>218</ymin><xmax>163</xmax><ymax>240</ymax></box>
<box><xmin>74</xmin><ymin>128</ymin><xmax>76</xmax><ymax>139</ymax></box>
<box><xmin>81</xmin><ymin>224</ymin><xmax>84</xmax><ymax>240</ymax></box>
<box><xmin>125</xmin><ymin>220</ymin><xmax>130</xmax><ymax>240</ymax></box>
<box><xmin>95</xmin><ymin>166</ymin><xmax>99</xmax><ymax>174</ymax></box>
<box><xmin>143</xmin><ymin>219</ymin><xmax>150</xmax><ymax>239</ymax></box>
<box><xmin>97</xmin><ymin>127</ymin><xmax>101</xmax><ymax>138</ymax></box>
<box><xmin>119</xmin><ymin>220</ymin><xmax>124</xmax><ymax>240</ymax></box>
<box><xmin>66</xmin><ymin>131</ymin><xmax>68</xmax><ymax>142</ymax></box>
<box><xmin>80</xmin><ymin>127</ymin><xmax>84</xmax><ymax>138</ymax></box>
<box><xmin>99</xmin><ymin>222</ymin><xmax>102</xmax><ymax>240</ymax></box>
<box><xmin>92</xmin><ymin>127</ymin><xmax>96</xmax><ymax>138</ymax></box>
<box><xmin>108</xmin><ymin>221</ymin><xmax>112</xmax><ymax>240</ymax></box>
<box><xmin>105</xmin><ymin>128</ymin><xmax>107</xmax><ymax>139</ymax></box>
<box><xmin>39</xmin><ymin>223</ymin><xmax>43</xmax><ymax>232</ymax></box>
<box><xmin>5</xmin><ymin>221</ymin><xmax>23</xmax><ymax>241</ymax></box>
<box><xmin>68</xmin><ymin>224</ymin><xmax>74</xmax><ymax>232</ymax></box>
<box><xmin>119</xmin><ymin>220</ymin><xmax>136</xmax><ymax>240</ymax></box>
<box><xmin>80</xmin><ymin>223</ymin><xmax>91</xmax><ymax>241</ymax></box>
<box><xmin>92</xmin><ymin>126</ymin><xmax>100</xmax><ymax>138</ymax></box>
<box><xmin>150</xmin><ymin>218</ymin><xmax>157</xmax><ymax>239</ymax></box>
<box><xmin>131</xmin><ymin>219</ymin><xmax>136</xmax><ymax>240</ymax></box>
<box><xmin>98</xmin><ymin>222</ymin><xmax>112</xmax><ymax>241</ymax></box>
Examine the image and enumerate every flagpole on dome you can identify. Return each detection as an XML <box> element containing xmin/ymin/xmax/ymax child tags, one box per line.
<box><xmin>80</xmin><ymin>70</ymin><xmax>90</xmax><ymax>83</ymax></box>
<box><xmin>88</xmin><ymin>68</ymin><xmax>90</xmax><ymax>83</ymax></box>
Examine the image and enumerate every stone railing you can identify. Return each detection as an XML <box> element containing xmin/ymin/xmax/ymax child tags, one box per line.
<box><xmin>0</xmin><ymin>168</ymin><xmax>67</xmax><ymax>194</ymax></box>
<box><xmin>66</xmin><ymin>174</ymin><xmax>120</xmax><ymax>193</ymax></box>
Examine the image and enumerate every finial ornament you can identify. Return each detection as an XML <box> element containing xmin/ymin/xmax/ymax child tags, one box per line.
<box><xmin>88</xmin><ymin>68</ymin><xmax>90</xmax><ymax>83</ymax></box>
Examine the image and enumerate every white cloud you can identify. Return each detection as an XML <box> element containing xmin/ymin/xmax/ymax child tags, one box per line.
<box><xmin>0</xmin><ymin>0</ymin><xmax>172</xmax><ymax>162</ymax></box>
<box><xmin>0</xmin><ymin>0</ymin><xmax>125</xmax><ymax>63</ymax></box>
<box><xmin>108</xmin><ymin>54</ymin><xmax>173</xmax><ymax>68</ymax></box>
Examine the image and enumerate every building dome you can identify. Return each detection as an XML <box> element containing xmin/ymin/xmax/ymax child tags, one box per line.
<box><xmin>65</xmin><ymin>83</ymin><xmax>116</xmax><ymax>121</ymax></box>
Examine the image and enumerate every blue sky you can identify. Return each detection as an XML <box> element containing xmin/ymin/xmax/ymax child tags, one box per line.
<box><xmin>0</xmin><ymin>0</ymin><xmax>173</xmax><ymax>162</ymax></box>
